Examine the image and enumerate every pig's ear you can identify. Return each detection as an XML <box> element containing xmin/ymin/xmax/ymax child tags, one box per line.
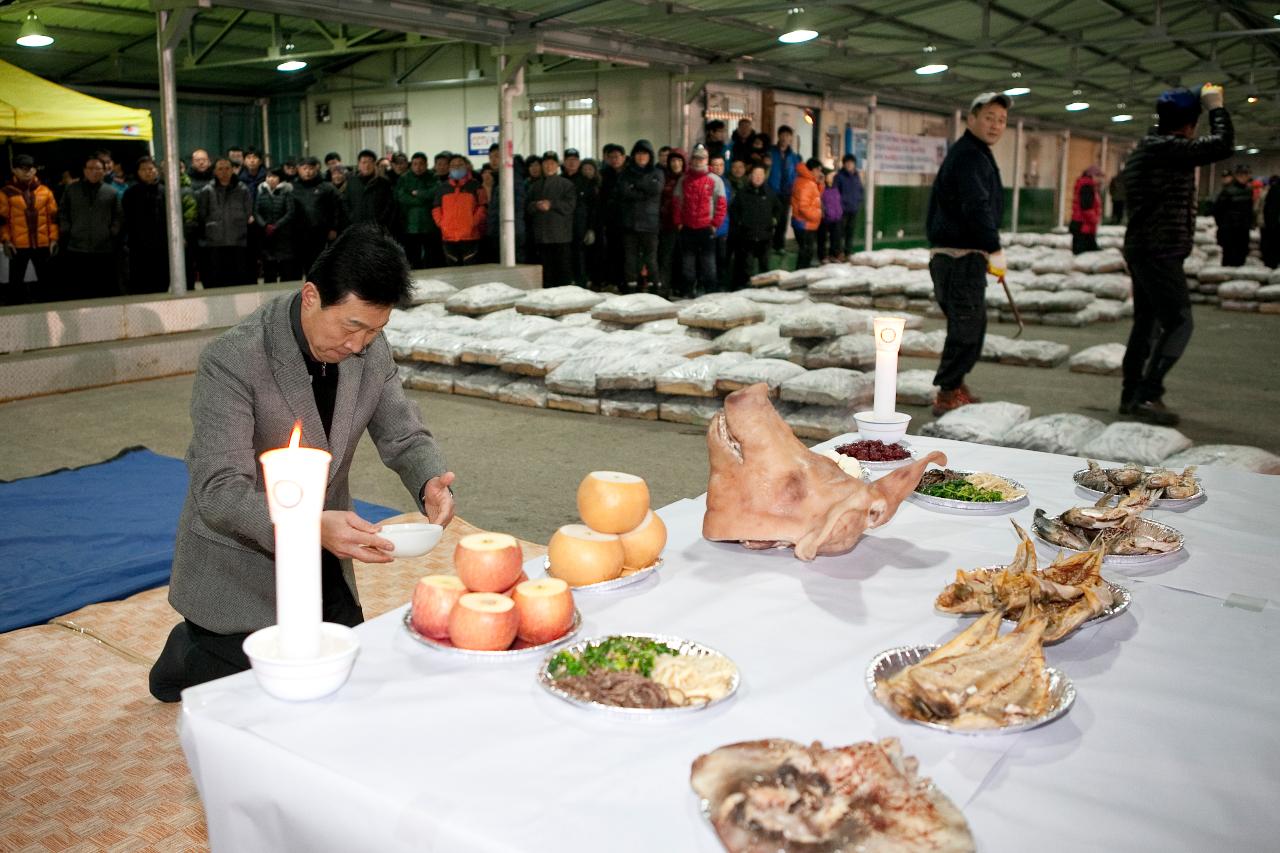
<box><xmin>867</xmin><ymin>450</ymin><xmax>946</xmax><ymax>527</ymax></box>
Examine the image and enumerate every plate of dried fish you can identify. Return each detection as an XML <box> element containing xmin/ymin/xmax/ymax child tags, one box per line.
<box><xmin>1074</xmin><ymin>459</ymin><xmax>1204</xmax><ymax>506</ymax></box>
<box><xmin>934</xmin><ymin>521</ymin><xmax>1131</xmax><ymax>643</ymax></box>
<box><xmin>911</xmin><ymin>468</ymin><xmax>1028</xmax><ymax>511</ymax></box>
<box><xmin>867</xmin><ymin>610</ymin><xmax>1074</xmax><ymax>734</ymax></box>
<box><xmin>1033</xmin><ymin>489</ymin><xmax>1185</xmax><ymax>564</ymax></box>
<box><xmin>691</xmin><ymin>737</ymin><xmax>976</xmax><ymax>852</ymax></box>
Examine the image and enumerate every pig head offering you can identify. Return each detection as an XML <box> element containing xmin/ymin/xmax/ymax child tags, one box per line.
<box><xmin>704</xmin><ymin>383</ymin><xmax>945</xmax><ymax>560</ymax></box>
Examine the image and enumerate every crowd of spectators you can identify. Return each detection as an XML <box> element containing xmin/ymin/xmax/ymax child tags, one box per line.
<box><xmin>0</xmin><ymin>119</ymin><xmax>870</xmax><ymax>304</ymax></box>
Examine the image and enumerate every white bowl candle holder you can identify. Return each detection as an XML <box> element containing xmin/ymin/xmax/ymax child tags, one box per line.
<box><xmin>244</xmin><ymin>622</ymin><xmax>360</xmax><ymax>701</ymax></box>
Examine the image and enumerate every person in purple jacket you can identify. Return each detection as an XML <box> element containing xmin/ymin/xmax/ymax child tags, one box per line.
<box><xmin>834</xmin><ymin>154</ymin><xmax>864</xmax><ymax>259</ymax></box>
<box><xmin>817</xmin><ymin>168</ymin><xmax>844</xmax><ymax>263</ymax></box>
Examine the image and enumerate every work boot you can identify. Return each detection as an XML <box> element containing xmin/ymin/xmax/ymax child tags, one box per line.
<box><xmin>932</xmin><ymin>387</ymin><xmax>975</xmax><ymax>417</ymax></box>
<box><xmin>1132</xmin><ymin>399</ymin><xmax>1180</xmax><ymax>426</ymax></box>
<box><xmin>958</xmin><ymin>384</ymin><xmax>983</xmax><ymax>404</ymax></box>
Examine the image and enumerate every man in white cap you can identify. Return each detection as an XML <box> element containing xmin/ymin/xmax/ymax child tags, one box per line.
<box><xmin>924</xmin><ymin>91</ymin><xmax>1009</xmax><ymax>416</ymax></box>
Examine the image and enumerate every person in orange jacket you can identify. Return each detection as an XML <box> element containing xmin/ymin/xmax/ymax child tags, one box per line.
<box><xmin>789</xmin><ymin>158</ymin><xmax>824</xmax><ymax>269</ymax></box>
<box><xmin>1</xmin><ymin>154</ymin><xmax>59</xmax><ymax>304</ymax></box>
<box><xmin>432</xmin><ymin>154</ymin><xmax>487</xmax><ymax>265</ymax></box>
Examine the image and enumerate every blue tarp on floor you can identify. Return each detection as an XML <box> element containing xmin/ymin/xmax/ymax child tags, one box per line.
<box><xmin>0</xmin><ymin>447</ymin><xmax>400</xmax><ymax>632</ymax></box>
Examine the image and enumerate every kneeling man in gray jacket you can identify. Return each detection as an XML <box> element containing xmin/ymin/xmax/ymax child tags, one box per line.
<box><xmin>151</xmin><ymin>224</ymin><xmax>455</xmax><ymax>700</ymax></box>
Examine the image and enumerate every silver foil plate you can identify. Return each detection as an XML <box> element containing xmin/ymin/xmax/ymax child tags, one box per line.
<box><xmin>938</xmin><ymin>567</ymin><xmax>1131</xmax><ymax>643</ymax></box>
<box><xmin>1034</xmin><ymin>514</ymin><xmax>1185</xmax><ymax>565</ymax></box>
<box><xmin>1072</xmin><ymin>467</ymin><xmax>1205</xmax><ymax>506</ymax></box>
<box><xmin>833</xmin><ymin>438</ymin><xmax>921</xmax><ymax>470</ymax></box>
<box><xmin>402</xmin><ymin>607</ymin><xmax>582</xmax><ymax>660</ymax></box>
<box><xmin>538</xmin><ymin>632</ymin><xmax>740</xmax><ymax>717</ymax></box>
<box><xmin>866</xmin><ymin>644</ymin><xmax>1075</xmax><ymax>735</ymax></box>
<box><xmin>540</xmin><ymin>556</ymin><xmax>663</xmax><ymax>592</ymax></box>
<box><xmin>911</xmin><ymin>470</ymin><xmax>1029</xmax><ymax>510</ymax></box>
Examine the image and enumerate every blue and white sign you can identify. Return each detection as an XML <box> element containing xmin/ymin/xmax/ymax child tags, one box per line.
<box><xmin>468</xmin><ymin>125</ymin><xmax>500</xmax><ymax>156</ymax></box>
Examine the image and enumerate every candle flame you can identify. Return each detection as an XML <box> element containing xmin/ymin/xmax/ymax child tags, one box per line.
<box><xmin>288</xmin><ymin>421</ymin><xmax>302</xmax><ymax>449</ymax></box>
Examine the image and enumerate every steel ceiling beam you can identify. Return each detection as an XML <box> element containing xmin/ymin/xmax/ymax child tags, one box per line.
<box><xmin>185</xmin><ymin>34</ymin><xmax>454</xmax><ymax>70</ymax></box>
<box><xmin>190</xmin><ymin>9</ymin><xmax>246</xmax><ymax>65</ymax></box>
<box><xmin>521</xmin><ymin>0</ymin><xmax>615</xmax><ymax>29</ymax></box>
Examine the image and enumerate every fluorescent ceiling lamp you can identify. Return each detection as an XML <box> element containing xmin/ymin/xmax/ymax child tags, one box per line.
<box><xmin>1065</xmin><ymin>101</ymin><xmax>1090</xmax><ymax>111</ymax></box>
<box><xmin>17</xmin><ymin>12</ymin><xmax>54</xmax><ymax>47</ymax></box>
<box><xmin>1003</xmin><ymin>86</ymin><xmax>1031</xmax><ymax>96</ymax></box>
<box><xmin>778</xmin><ymin>8</ymin><xmax>818</xmax><ymax>44</ymax></box>
<box><xmin>277</xmin><ymin>59</ymin><xmax>307</xmax><ymax>71</ymax></box>
<box><xmin>1247</xmin><ymin>147</ymin><xmax>1260</xmax><ymax>154</ymax></box>
<box><xmin>915</xmin><ymin>63</ymin><xmax>948</xmax><ymax>75</ymax></box>
<box><xmin>1111</xmin><ymin>114</ymin><xmax>1133</xmax><ymax>123</ymax></box>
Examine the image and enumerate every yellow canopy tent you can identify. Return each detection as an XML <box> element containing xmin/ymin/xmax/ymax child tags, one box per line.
<box><xmin>0</xmin><ymin>59</ymin><xmax>152</xmax><ymax>143</ymax></box>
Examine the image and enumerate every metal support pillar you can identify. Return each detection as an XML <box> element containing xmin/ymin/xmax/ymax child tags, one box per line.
<box><xmin>156</xmin><ymin>9</ymin><xmax>190</xmax><ymax>295</ymax></box>
<box><xmin>1099</xmin><ymin>134</ymin><xmax>1109</xmax><ymax>219</ymax></box>
<box><xmin>1056</xmin><ymin>129</ymin><xmax>1070</xmax><ymax>229</ymax></box>
<box><xmin>259</xmin><ymin>98</ymin><xmax>271</xmax><ymax>163</ymax></box>
<box><xmin>863</xmin><ymin>94</ymin><xmax>877</xmax><ymax>253</ymax></box>
<box><xmin>499</xmin><ymin>53</ymin><xmax>527</xmax><ymax>268</ymax></box>
<box><xmin>1011</xmin><ymin>119</ymin><xmax>1024</xmax><ymax>234</ymax></box>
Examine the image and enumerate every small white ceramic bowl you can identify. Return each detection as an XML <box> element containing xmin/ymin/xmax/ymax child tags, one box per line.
<box><xmin>379</xmin><ymin>522</ymin><xmax>444</xmax><ymax>557</ymax></box>
<box><xmin>243</xmin><ymin>622</ymin><xmax>360</xmax><ymax>701</ymax></box>
<box><xmin>853</xmin><ymin>411</ymin><xmax>912</xmax><ymax>445</ymax></box>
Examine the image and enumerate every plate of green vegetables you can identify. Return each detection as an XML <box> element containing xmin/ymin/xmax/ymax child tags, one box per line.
<box><xmin>911</xmin><ymin>468</ymin><xmax>1028</xmax><ymax>511</ymax></box>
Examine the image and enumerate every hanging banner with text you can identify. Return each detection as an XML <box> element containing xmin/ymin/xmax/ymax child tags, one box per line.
<box><xmin>852</xmin><ymin>130</ymin><xmax>950</xmax><ymax>174</ymax></box>
<box><xmin>467</xmin><ymin>125</ymin><xmax>500</xmax><ymax>156</ymax></box>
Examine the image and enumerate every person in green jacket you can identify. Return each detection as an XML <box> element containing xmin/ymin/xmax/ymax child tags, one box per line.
<box><xmin>394</xmin><ymin>152</ymin><xmax>439</xmax><ymax>269</ymax></box>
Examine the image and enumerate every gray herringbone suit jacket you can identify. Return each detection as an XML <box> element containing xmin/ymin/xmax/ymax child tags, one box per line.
<box><xmin>168</xmin><ymin>293</ymin><xmax>446</xmax><ymax>634</ymax></box>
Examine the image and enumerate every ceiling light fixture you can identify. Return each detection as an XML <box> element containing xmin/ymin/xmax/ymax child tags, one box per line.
<box><xmin>276</xmin><ymin>37</ymin><xmax>307</xmax><ymax>72</ymax></box>
<box><xmin>1247</xmin><ymin>147</ymin><xmax>1260</xmax><ymax>154</ymax></box>
<box><xmin>915</xmin><ymin>44</ymin><xmax>946</xmax><ymax>75</ymax></box>
<box><xmin>16</xmin><ymin>12</ymin><xmax>54</xmax><ymax>47</ymax></box>
<box><xmin>1247</xmin><ymin>95</ymin><xmax>1259</xmax><ymax>104</ymax></box>
<box><xmin>1003</xmin><ymin>86</ymin><xmax>1031</xmax><ymax>96</ymax></box>
<box><xmin>1065</xmin><ymin>101</ymin><xmax>1090</xmax><ymax>111</ymax></box>
<box><xmin>1111</xmin><ymin>114</ymin><xmax>1133</xmax><ymax>122</ymax></box>
<box><xmin>778</xmin><ymin>7</ymin><xmax>819</xmax><ymax>44</ymax></box>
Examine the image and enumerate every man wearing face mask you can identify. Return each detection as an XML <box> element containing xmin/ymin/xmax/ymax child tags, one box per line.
<box><xmin>150</xmin><ymin>224</ymin><xmax>456</xmax><ymax>701</ymax></box>
<box><xmin>925</xmin><ymin>92</ymin><xmax>1010</xmax><ymax>416</ymax></box>
<box><xmin>433</xmin><ymin>155</ymin><xmax>487</xmax><ymax>265</ymax></box>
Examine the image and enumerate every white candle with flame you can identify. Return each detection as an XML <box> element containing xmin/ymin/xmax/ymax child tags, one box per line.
<box><xmin>259</xmin><ymin>423</ymin><xmax>331</xmax><ymax>660</ymax></box>
<box><xmin>872</xmin><ymin>317</ymin><xmax>906</xmax><ymax>419</ymax></box>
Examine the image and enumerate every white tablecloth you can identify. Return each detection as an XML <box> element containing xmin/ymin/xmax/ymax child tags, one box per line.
<box><xmin>179</xmin><ymin>436</ymin><xmax>1280</xmax><ymax>852</ymax></box>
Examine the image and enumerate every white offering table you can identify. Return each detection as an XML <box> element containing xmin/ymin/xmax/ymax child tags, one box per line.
<box><xmin>179</xmin><ymin>436</ymin><xmax>1280</xmax><ymax>852</ymax></box>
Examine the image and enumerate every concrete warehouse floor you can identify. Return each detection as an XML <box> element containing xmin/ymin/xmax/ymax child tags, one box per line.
<box><xmin>1</xmin><ymin>306</ymin><xmax>1276</xmax><ymax>544</ymax></box>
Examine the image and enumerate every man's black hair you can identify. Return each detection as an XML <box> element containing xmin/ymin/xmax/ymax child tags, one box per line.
<box><xmin>92</xmin><ymin>148</ymin><xmax>113</xmax><ymax>160</ymax></box>
<box><xmin>489</xmin><ymin>142</ymin><xmax>500</xmax><ymax>153</ymax></box>
<box><xmin>777</xmin><ymin>125</ymin><xmax>795</xmax><ymax>136</ymax></box>
<box><xmin>324</xmin><ymin>151</ymin><xmax>342</xmax><ymax>163</ymax></box>
<box><xmin>136</xmin><ymin>155</ymin><xmax>155</xmax><ymax>169</ymax></box>
<box><xmin>706</xmin><ymin>119</ymin><xmax>726</xmax><ymax>132</ymax></box>
<box><xmin>307</xmin><ymin>223</ymin><xmax>412</xmax><ymax>308</ymax></box>
<box><xmin>357</xmin><ymin>149</ymin><xmax>378</xmax><ymax>161</ymax></box>
<box><xmin>244</xmin><ymin>146</ymin><xmax>261</xmax><ymax>157</ymax></box>
<box><xmin>805</xmin><ymin>157</ymin><xmax>823</xmax><ymax>171</ymax></box>
<box><xmin>602</xmin><ymin>143</ymin><xmax>626</xmax><ymax>156</ymax></box>
<box><xmin>299</xmin><ymin>156</ymin><xmax>320</xmax><ymax>167</ymax></box>
<box><xmin>228</xmin><ymin>145</ymin><xmax>244</xmax><ymax>154</ymax></box>
<box><xmin>842</xmin><ymin>154</ymin><xmax>857</xmax><ymax>165</ymax></box>
<box><xmin>411</xmin><ymin>151</ymin><xmax>428</xmax><ymax>160</ymax></box>
<box><xmin>434</xmin><ymin>151</ymin><xmax>453</xmax><ymax>162</ymax></box>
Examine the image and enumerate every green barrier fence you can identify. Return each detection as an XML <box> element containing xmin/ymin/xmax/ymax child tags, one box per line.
<box><xmin>838</xmin><ymin>186</ymin><xmax>1059</xmax><ymax>250</ymax></box>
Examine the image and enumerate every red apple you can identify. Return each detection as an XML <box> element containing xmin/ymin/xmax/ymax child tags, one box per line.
<box><xmin>454</xmin><ymin>532</ymin><xmax>524</xmax><ymax>593</ymax></box>
<box><xmin>512</xmin><ymin>578</ymin><xmax>575</xmax><ymax>645</ymax></box>
<box><xmin>500</xmin><ymin>570</ymin><xmax>530</xmax><ymax>598</ymax></box>
<box><xmin>448</xmin><ymin>593</ymin><xmax>519</xmax><ymax>651</ymax></box>
<box><xmin>410</xmin><ymin>575</ymin><xmax>467</xmax><ymax>639</ymax></box>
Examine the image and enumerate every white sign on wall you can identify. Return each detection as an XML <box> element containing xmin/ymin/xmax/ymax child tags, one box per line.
<box><xmin>468</xmin><ymin>125</ymin><xmax>500</xmax><ymax>156</ymax></box>
<box><xmin>853</xmin><ymin>130</ymin><xmax>949</xmax><ymax>174</ymax></box>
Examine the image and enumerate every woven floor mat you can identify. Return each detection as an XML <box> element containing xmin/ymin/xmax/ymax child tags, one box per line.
<box><xmin>49</xmin><ymin>516</ymin><xmax>548</xmax><ymax>666</ymax></box>
<box><xmin>0</xmin><ymin>625</ymin><xmax>207</xmax><ymax>853</ymax></box>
